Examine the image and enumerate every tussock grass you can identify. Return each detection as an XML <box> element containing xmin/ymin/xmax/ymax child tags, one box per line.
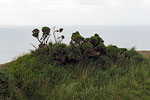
<box><xmin>1</xmin><ymin>31</ymin><xmax>150</xmax><ymax>99</ymax></box>
<box><xmin>0</xmin><ymin>52</ymin><xmax>150</xmax><ymax>100</ymax></box>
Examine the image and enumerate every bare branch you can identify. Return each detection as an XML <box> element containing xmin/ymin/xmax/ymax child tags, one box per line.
<box><xmin>30</xmin><ymin>43</ymin><xmax>37</xmax><ymax>49</ymax></box>
<box><xmin>46</xmin><ymin>34</ymin><xmax>50</xmax><ymax>44</ymax></box>
<box><xmin>53</xmin><ymin>26</ymin><xmax>57</xmax><ymax>43</ymax></box>
<box><xmin>37</xmin><ymin>37</ymin><xmax>42</xmax><ymax>44</ymax></box>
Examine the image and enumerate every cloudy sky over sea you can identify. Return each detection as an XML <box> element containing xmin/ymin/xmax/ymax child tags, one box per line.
<box><xmin>0</xmin><ymin>0</ymin><xmax>150</xmax><ymax>25</ymax></box>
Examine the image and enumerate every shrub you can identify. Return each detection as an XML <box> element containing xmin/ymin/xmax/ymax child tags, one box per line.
<box><xmin>89</xmin><ymin>34</ymin><xmax>104</xmax><ymax>46</ymax></box>
<box><xmin>31</xmin><ymin>28</ymin><xmax>145</xmax><ymax>68</ymax></box>
<box><xmin>106</xmin><ymin>45</ymin><xmax>124</xmax><ymax>62</ymax></box>
<box><xmin>51</xmin><ymin>43</ymin><xmax>69</xmax><ymax>64</ymax></box>
<box><xmin>0</xmin><ymin>70</ymin><xmax>12</xmax><ymax>99</ymax></box>
<box><xmin>96</xmin><ymin>55</ymin><xmax>113</xmax><ymax>69</ymax></box>
<box><xmin>80</xmin><ymin>34</ymin><xmax>106</xmax><ymax>58</ymax></box>
<box><xmin>70</xmin><ymin>31</ymin><xmax>84</xmax><ymax>46</ymax></box>
<box><xmin>68</xmin><ymin>45</ymin><xmax>82</xmax><ymax>63</ymax></box>
<box><xmin>32</xmin><ymin>26</ymin><xmax>64</xmax><ymax>48</ymax></box>
<box><xmin>82</xmin><ymin>41</ymin><xmax>94</xmax><ymax>57</ymax></box>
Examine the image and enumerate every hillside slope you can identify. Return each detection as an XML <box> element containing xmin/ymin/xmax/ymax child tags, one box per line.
<box><xmin>1</xmin><ymin>29</ymin><xmax>150</xmax><ymax>100</ymax></box>
<box><xmin>0</xmin><ymin>53</ymin><xmax>150</xmax><ymax>100</ymax></box>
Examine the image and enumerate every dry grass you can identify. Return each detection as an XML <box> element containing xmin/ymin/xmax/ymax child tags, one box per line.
<box><xmin>0</xmin><ymin>62</ymin><xmax>11</xmax><ymax>69</ymax></box>
<box><xmin>0</xmin><ymin>64</ymin><xmax>5</xmax><ymax>69</ymax></box>
<box><xmin>139</xmin><ymin>51</ymin><xmax>150</xmax><ymax>58</ymax></box>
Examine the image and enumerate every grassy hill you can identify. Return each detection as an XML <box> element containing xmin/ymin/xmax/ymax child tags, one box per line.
<box><xmin>1</xmin><ymin>52</ymin><xmax>150</xmax><ymax>100</ymax></box>
<box><xmin>1</xmin><ymin>29</ymin><xmax>150</xmax><ymax>100</ymax></box>
<box><xmin>139</xmin><ymin>51</ymin><xmax>150</xmax><ymax>58</ymax></box>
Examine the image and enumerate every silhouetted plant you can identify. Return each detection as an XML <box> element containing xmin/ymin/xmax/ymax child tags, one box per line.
<box><xmin>80</xmin><ymin>33</ymin><xmax>106</xmax><ymax>57</ymax></box>
<box><xmin>89</xmin><ymin>34</ymin><xmax>104</xmax><ymax>46</ymax></box>
<box><xmin>32</xmin><ymin>26</ymin><xmax>64</xmax><ymax>48</ymax></box>
<box><xmin>70</xmin><ymin>31</ymin><xmax>84</xmax><ymax>46</ymax></box>
<box><xmin>31</xmin><ymin>28</ymin><xmax>145</xmax><ymax>67</ymax></box>
<box><xmin>53</xmin><ymin>27</ymin><xmax>64</xmax><ymax>43</ymax></box>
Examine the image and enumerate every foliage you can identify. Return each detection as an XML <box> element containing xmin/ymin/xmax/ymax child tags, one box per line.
<box><xmin>0</xmin><ymin>70</ymin><xmax>11</xmax><ymax>99</ymax></box>
<box><xmin>70</xmin><ymin>31</ymin><xmax>84</xmax><ymax>46</ymax></box>
<box><xmin>0</xmin><ymin>70</ymin><xmax>26</xmax><ymax>100</ymax></box>
<box><xmin>32</xmin><ymin>26</ymin><xmax>64</xmax><ymax>48</ymax></box>
<box><xmin>51</xmin><ymin>43</ymin><xmax>69</xmax><ymax>64</ymax></box>
<box><xmin>1</xmin><ymin>28</ymin><xmax>149</xmax><ymax>100</ymax></box>
<box><xmin>89</xmin><ymin>34</ymin><xmax>104</xmax><ymax>46</ymax></box>
<box><xmin>31</xmin><ymin>30</ymin><xmax>146</xmax><ymax>68</ymax></box>
<box><xmin>4</xmin><ymin>56</ymin><xmax>150</xmax><ymax>100</ymax></box>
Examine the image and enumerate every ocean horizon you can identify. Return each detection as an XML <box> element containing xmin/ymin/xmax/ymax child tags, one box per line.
<box><xmin>0</xmin><ymin>25</ymin><xmax>150</xmax><ymax>64</ymax></box>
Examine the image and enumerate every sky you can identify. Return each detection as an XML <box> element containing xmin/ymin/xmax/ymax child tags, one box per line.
<box><xmin>0</xmin><ymin>0</ymin><xmax>150</xmax><ymax>25</ymax></box>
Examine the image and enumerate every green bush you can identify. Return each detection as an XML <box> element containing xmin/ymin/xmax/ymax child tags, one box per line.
<box><xmin>0</xmin><ymin>70</ymin><xmax>23</xmax><ymax>100</ymax></box>
<box><xmin>42</xmin><ymin>27</ymin><xmax>50</xmax><ymax>35</ymax></box>
<box><xmin>68</xmin><ymin>45</ymin><xmax>82</xmax><ymax>63</ymax></box>
<box><xmin>70</xmin><ymin>31</ymin><xmax>84</xmax><ymax>46</ymax></box>
<box><xmin>82</xmin><ymin>41</ymin><xmax>94</xmax><ymax>57</ymax></box>
<box><xmin>31</xmin><ymin>30</ymin><xmax>145</xmax><ymax>68</ymax></box>
<box><xmin>96</xmin><ymin>55</ymin><xmax>113</xmax><ymax>69</ymax></box>
<box><xmin>1</xmin><ymin>28</ymin><xmax>148</xmax><ymax>100</ymax></box>
<box><xmin>0</xmin><ymin>70</ymin><xmax>11</xmax><ymax>99</ymax></box>
<box><xmin>51</xmin><ymin>43</ymin><xmax>69</xmax><ymax>64</ymax></box>
<box><xmin>89</xmin><ymin>34</ymin><xmax>104</xmax><ymax>46</ymax></box>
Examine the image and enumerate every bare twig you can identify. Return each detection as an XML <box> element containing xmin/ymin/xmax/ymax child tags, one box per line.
<box><xmin>37</xmin><ymin>37</ymin><xmax>42</xmax><ymax>44</ymax></box>
<box><xmin>53</xmin><ymin>26</ymin><xmax>57</xmax><ymax>43</ymax></box>
<box><xmin>46</xmin><ymin>34</ymin><xmax>50</xmax><ymax>44</ymax></box>
<box><xmin>30</xmin><ymin>43</ymin><xmax>37</xmax><ymax>49</ymax></box>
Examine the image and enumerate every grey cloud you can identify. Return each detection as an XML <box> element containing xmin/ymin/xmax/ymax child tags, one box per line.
<box><xmin>75</xmin><ymin>0</ymin><xmax>107</xmax><ymax>5</ymax></box>
<box><xmin>0</xmin><ymin>0</ymin><xmax>149</xmax><ymax>25</ymax></box>
<box><xmin>74</xmin><ymin>0</ymin><xmax>144</xmax><ymax>5</ymax></box>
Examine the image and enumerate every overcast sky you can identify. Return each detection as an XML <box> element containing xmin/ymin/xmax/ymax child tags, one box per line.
<box><xmin>0</xmin><ymin>0</ymin><xmax>150</xmax><ymax>25</ymax></box>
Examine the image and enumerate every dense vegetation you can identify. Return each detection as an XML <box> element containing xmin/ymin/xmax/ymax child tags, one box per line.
<box><xmin>1</xmin><ymin>27</ymin><xmax>150</xmax><ymax>100</ymax></box>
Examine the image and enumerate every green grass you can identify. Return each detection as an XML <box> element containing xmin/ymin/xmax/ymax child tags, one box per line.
<box><xmin>1</xmin><ymin>30</ymin><xmax>150</xmax><ymax>99</ymax></box>
<box><xmin>0</xmin><ymin>52</ymin><xmax>150</xmax><ymax>100</ymax></box>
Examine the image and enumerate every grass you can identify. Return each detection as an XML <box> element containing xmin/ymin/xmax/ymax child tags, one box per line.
<box><xmin>0</xmin><ymin>62</ymin><xmax>12</xmax><ymax>70</ymax></box>
<box><xmin>139</xmin><ymin>51</ymin><xmax>150</xmax><ymax>58</ymax></box>
<box><xmin>0</xmin><ymin>52</ymin><xmax>150</xmax><ymax>100</ymax></box>
<box><xmin>0</xmin><ymin>43</ymin><xmax>150</xmax><ymax>100</ymax></box>
<box><xmin>1</xmin><ymin>30</ymin><xmax>150</xmax><ymax>99</ymax></box>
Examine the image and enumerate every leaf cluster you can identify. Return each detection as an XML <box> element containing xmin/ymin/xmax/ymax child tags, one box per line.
<box><xmin>31</xmin><ymin>30</ymin><xmax>145</xmax><ymax>68</ymax></box>
<box><xmin>32</xmin><ymin>26</ymin><xmax>64</xmax><ymax>48</ymax></box>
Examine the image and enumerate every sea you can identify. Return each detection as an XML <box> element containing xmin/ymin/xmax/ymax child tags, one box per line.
<box><xmin>0</xmin><ymin>25</ymin><xmax>150</xmax><ymax>64</ymax></box>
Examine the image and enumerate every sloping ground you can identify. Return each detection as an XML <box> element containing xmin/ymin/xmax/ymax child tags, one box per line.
<box><xmin>1</xmin><ymin>29</ymin><xmax>150</xmax><ymax>100</ymax></box>
<box><xmin>0</xmin><ymin>64</ymin><xmax>5</xmax><ymax>69</ymax></box>
<box><xmin>139</xmin><ymin>51</ymin><xmax>150</xmax><ymax>58</ymax></box>
<box><xmin>0</xmin><ymin>62</ymin><xmax>11</xmax><ymax>69</ymax></box>
<box><xmin>0</xmin><ymin>50</ymin><xmax>150</xmax><ymax>100</ymax></box>
<box><xmin>0</xmin><ymin>51</ymin><xmax>148</xmax><ymax>69</ymax></box>
<box><xmin>0</xmin><ymin>50</ymin><xmax>149</xmax><ymax>69</ymax></box>
<box><xmin>1</xmin><ymin>54</ymin><xmax>150</xmax><ymax>100</ymax></box>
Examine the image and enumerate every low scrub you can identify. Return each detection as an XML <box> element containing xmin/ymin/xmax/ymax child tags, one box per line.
<box><xmin>31</xmin><ymin>29</ymin><xmax>146</xmax><ymax>68</ymax></box>
<box><xmin>0</xmin><ymin>27</ymin><xmax>148</xmax><ymax>100</ymax></box>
